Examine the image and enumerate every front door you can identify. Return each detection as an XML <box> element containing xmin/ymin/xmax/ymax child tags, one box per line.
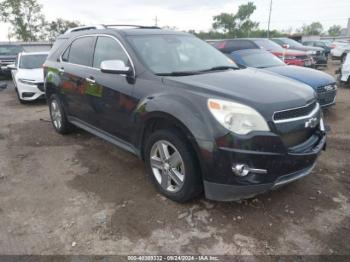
<box><xmin>88</xmin><ymin>35</ymin><xmax>137</xmax><ymax>143</ymax></box>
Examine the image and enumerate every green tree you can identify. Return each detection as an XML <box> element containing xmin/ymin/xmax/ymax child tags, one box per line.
<box><xmin>212</xmin><ymin>2</ymin><xmax>258</xmax><ymax>38</ymax></box>
<box><xmin>44</xmin><ymin>18</ymin><xmax>81</xmax><ymax>41</ymax></box>
<box><xmin>300</xmin><ymin>22</ymin><xmax>324</xmax><ymax>36</ymax></box>
<box><xmin>0</xmin><ymin>0</ymin><xmax>46</xmax><ymax>41</ymax></box>
<box><xmin>328</xmin><ymin>25</ymin><xmax>342</xmax><ymax>36</ymax></box>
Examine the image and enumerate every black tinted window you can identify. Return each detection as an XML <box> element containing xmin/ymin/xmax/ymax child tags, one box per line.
<box><xmin>68</xmin><ymin>37</ymin><xmax>95</xmax><ymax>66</ymax></box>
<box><xmin>93</xmin><ymin>36</ymin><xmax>129</xmax><ymax>68</ymax></box>
<box><xmin>218</xmin><ymin>40</ymin><xmax>257</xmax><ymax>53</ymax></box>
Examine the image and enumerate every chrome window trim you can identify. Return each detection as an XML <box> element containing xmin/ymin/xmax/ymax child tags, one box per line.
<box><xmin>59</xmin><ymin>34</ymin><xmax>136</xmax><ymax>78</ymax></box>
<box><xmin>273</xmin><ymin>102</ymin><xmax>320</xmax><ymax>124</ymax></box>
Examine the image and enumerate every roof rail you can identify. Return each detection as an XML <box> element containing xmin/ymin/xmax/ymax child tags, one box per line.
<box><xmin>64</xmin><ymin>25</ymin><xmax>106</xmax><ymax>34</ymax></box>
<box><xmin>103</xmin><ymin>24</ymin><xmax>161</xmax><ymax>29</ymax></box>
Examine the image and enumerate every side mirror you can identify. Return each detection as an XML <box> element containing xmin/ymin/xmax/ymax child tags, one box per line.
<box><xmin>100</xmin><ymin>60</ymin><xmax>131</xmax><ymax>75</ymax></box>
<box><xmin>282</xmin><ymin>44</ymin><xmax>290</xmax><ymax>49</ymax></box>
<box><xmin>7</xmin><ymin>64</ymin><xmax>16</xmax><ymax>70</ymax></box>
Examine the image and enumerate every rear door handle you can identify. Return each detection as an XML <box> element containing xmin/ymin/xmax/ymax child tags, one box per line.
<box><xmin>85</xmin><ymin>77</ymin><xmax>95</xmax><ymax>84</ymax></box>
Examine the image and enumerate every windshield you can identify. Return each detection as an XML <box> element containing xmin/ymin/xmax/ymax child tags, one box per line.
<box><xmin>240</xmin><ymin>52</ymin><xmax>285</xmax><ymax>68</ymax></box>
<box><xmin>19</xmin><ymin>54</ymin><xmax>48</xmax><ymax>69</ymax></box>
<box><xmin>253</xmin><ymin>39</ymin><xmax>283</xmax><ymax>51</ymax></box>
<box><xmin>0</xmin><ymin>45</ymin><xmax>23</xmax><ymax>56</ymax></box>
<box><xmin>281</xmin><ymin>38</ymin><xmax>303</xmax><ymax>47</ymax></box>
<box><xmin>127</xmin><ymin>35</ymin><xmax>237</xmax><ymax>75</ymax></box>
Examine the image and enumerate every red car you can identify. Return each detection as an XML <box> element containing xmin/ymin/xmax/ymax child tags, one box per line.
<box><xmin>213</xmin><ymin>38</ymin><xmax>314</xmax><ymax>67</ymax></box>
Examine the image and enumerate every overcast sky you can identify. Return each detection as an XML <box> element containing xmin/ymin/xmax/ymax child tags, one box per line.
<box><xmin>0</xmin><ymin>0</ymin><xmax>349</xmax><ymax>41</ymax></box>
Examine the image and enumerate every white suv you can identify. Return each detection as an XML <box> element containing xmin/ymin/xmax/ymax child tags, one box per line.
<box><xmin>331</xmin><ymin>41</ymin><xmax>350</xmax><ymax>62</ymax></box>
<box><xmin>9</xmin><ymin>52</ymin><xmax>48</xmax><ymax>103</ymax></box>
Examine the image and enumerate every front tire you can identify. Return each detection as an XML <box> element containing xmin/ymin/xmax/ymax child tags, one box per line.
<box><xmin>144</xmin><ymin>129</ymin><xmax>202</xmax><ymax>202</ymax></box>
<box><xmin>49</xmin><ymin>94</ymin><xmax>74</xmax><ymax>134</ymax></box>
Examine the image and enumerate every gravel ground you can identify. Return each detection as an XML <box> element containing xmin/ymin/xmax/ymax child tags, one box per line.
<box><xmin>0</xmin><ymin>61</ymin><xmax>349</xmax><ymax>256</ymax></box>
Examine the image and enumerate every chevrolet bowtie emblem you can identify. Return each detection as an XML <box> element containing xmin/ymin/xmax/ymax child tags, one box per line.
<box><xmin>305</xmin><ymin>117</ymin><xmax>319</xmax><ymax>129</ymax></box>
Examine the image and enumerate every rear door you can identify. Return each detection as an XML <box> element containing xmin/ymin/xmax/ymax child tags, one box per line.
<box><xmin>59</xmin><ymin>36</ymin><xmax>97</xmax><ymax>123</ymax></box>
<box><xmin>88</xmin><ymin>35</ymin><xmax>137</xmax><ymax>142</ymax></box>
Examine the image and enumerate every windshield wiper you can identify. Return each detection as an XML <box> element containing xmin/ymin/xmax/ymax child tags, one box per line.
<box><xmin>156</xmin><ymin>71</ymin><xmax>202</xmax><ymax>76</ymax></box>
<box><xmin>200</xmin><ymin>65</ymin><xmax>239</xmax><ymax>72</ymax></box>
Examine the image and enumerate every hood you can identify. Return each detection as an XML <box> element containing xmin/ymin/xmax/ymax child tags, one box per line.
<box><xmin>16</xmin><ymin>68</ymin><xmax>44</xmax><ymax>82</ymax></box>
<box><xmin>163</xmin><ymin>68</ymin><xmax>316</xmax><ymax>119</ymax></box>
<box><xmin>270</xmin><ymin>49</ymin><xmax>308</xmax><ymax>56</ymax></box>
<box><xmin>264</xmin><ymin>65</ymin><xmax>335</xmax><ymax>89</ymax></box>
<box><xmin>291</xmin><ymin>45</ymin><xmax>323</xmax><ymax>52</ymax></box>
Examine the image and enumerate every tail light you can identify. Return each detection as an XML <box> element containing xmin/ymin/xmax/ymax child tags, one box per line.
<box><xmin>216</xmin><ymin>41</ymin><xmax>227</xmax><ymax>49</ymax></box>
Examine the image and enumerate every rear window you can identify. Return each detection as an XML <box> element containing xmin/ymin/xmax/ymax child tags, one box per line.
<box><xmin>215</xmin><ymin>40</ymin><xmax>257</xmax><ymax>53</ymax></box>
<box><xmin>47</xmin><ymin>38</ymin><xmax>68</xmax><ymax>58</ymax></box>
<box><xmin>67</xmin><ymin>37</ymin><xmax>95</xmax><ymax>66</ymax></box>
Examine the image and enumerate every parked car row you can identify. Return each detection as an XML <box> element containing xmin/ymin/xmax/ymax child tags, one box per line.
<box><xmin>5</xmin><ymin>27</ymin><xmax>335</xmax><ymax>203</ymax></box>
<box><xmin>211</xmin><ymin>37</ymin><xmax>337</xmax><ymax>108</ymax></box>
<box><xmin>271</xmin><ymin>38</ymin><xmax>327</xmax><ymax>67</ymax></box>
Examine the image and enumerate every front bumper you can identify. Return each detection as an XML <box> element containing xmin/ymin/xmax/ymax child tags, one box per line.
<box><xmin>202</xmin><ymin>127</ymin><xmax>326</xmax><ymax>201</ymax></box>
<box><xmin>17</xmin><ymin>82</ymin><xmax>45</xmax><ymax>101</ymax></box>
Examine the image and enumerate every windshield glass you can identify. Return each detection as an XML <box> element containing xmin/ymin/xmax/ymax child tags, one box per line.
<box><xmin>240</xmin><ymin>52</ymin><xmax>285</xmax><ymax>68</ymax></box>
<box><xmin>253</xmin><ymin>39</ymin><xmax>283</xmax><ymax>51</ymax></box>
<box><xmin>19</xmin><ymin>54</ymin><xmax>47</xmax><ymax>69</ymax></box>
<box><xmin>281</xmin><ymin>38</ymin><xmax>303</xmax><ymax>47</ymax></box>
<box><xmin>127</xmin><ymin>35</ymin><xmax>237</xmax><ymax>74</ymax></box>
<box><xmin>0</xmin><ymin>45</ymin><xmax>23</xmax><ymax>56</ymax></box>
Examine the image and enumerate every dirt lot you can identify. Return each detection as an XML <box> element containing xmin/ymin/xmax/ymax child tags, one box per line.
<box><xmin>0</xmin><ymin>61</ymin><xmax>349</xmax><ymax>256</ymax></box>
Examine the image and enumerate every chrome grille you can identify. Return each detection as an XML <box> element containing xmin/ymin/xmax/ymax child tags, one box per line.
<box><xmin>273</xmin><ymin>102</ymin><xmax>318</xmax><ymax>122</ymax></box>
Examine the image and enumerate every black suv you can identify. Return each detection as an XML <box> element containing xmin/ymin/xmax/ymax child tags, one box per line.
<box><xmin>44</xmin><ymin>26</ymin><xmax>326</xmax><ymax>202</ymax></box>
<box><xmin>0</xmin><ymin>44</ymin><xmax>23</xmax><ymax>76</ymax></box>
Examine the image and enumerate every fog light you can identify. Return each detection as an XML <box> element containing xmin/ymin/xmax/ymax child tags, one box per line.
<box><xmin>232</xmin><ymin>164</ymin><xmax>250</xmax><ymax>177</ymax></box>
<box><xmin>232</xmin><ymin>164</ymin><xmax>268</xmax><ymax>177</ymax></box>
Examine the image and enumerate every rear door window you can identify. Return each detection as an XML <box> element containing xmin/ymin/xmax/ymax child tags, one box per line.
<box><xmin>67</xmin><ymin>36</ymin><xmax>95</xmax><ymax>66</ymax></box>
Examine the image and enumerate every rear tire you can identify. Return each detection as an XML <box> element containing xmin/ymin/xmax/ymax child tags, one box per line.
<box><xmin>144</xmin><ymin>129</ymin><xmax>203</xmax><ymax>203</ymax></box>
<box><xmin>49</xmin><ymin>94</ymin><xmax>74</xmax><ymax>134</ymax></box>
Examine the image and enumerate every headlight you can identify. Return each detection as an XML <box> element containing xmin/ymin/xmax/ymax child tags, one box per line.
<box><xmin>19</xmin><ymin>79</ymin><xmax>36</xmax><ymax>85</ymax></box>
<box><xmin>208</xmin><ymin>99</ymin><xmax>270</xmax><ymax>135</ymax></box>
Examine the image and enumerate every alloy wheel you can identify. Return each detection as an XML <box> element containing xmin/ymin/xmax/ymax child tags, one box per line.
<box><xmin>50</xmin><ymin>100</ymin><xmax>62</xmax><ymax>130</ymax></box>
<box><xmin>150</xmin><ymin>140</ymin><xmax>185</xmax><ymax>193</ymax></box>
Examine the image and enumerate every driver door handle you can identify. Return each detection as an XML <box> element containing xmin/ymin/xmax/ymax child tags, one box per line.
<box><xmin>58</xmin><ymin>67</ymin><xmax>65</xmax><ymax>73</ymax></box>
<box><xmin>85</xmin><ymin>77</ymin><xmax>95</xmax><ymax>84</ymax></box>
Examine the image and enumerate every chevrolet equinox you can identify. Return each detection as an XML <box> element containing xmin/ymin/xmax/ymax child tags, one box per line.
<box><xmin>44</xmin><ymin>26</ymin><xmax>326</xmax><ymax>202</ymax></box>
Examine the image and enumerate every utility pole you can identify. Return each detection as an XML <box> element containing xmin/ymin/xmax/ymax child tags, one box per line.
<box><xmin>154</xmin><ymin>16</ymin><xmax>158</xmax><ymax>27</ymax></box>
<box><xmin>267</xmin><ymin>0</ymin><xmax>273</xmax><ymax>38</ymax></box>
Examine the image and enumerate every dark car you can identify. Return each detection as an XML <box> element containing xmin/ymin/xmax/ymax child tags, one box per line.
<box><xmin>302</xmin><ymin>40</ymin><xmax>331</xmax><ymax>58</ymax></box>
<box><xmin>271</xmin><ymin>38</ymin><xmax>327</xmax><ymax>67</ymax></box>
<box><xmin>229</xmin><ymin>49</ymin><xmax>337</xmax><ymax>108</ymax></box>
<box><xmin>0</xmin><ymin>44</ymin><xmax>23</xmax><ymax>76</ymax></box>
<box><xmin>214</xmin><ymin>38</ymin><xmax>313</xmax><ymax>67</ymax></box>
<box><xmin>44</xmin><ymin>26</ymin><xmax>326</xmax><ymax>202</ymax></box>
